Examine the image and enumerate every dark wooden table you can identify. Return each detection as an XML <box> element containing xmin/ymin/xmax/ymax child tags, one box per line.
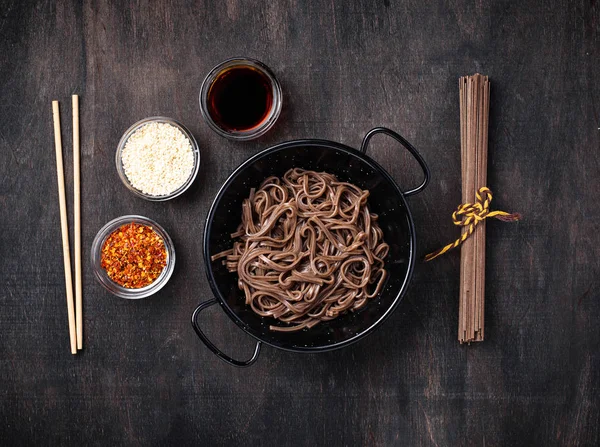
<box><xmin>1</xmin><ymin>1</ymin><xmax>598</xmax><ymax>445</ymax></box>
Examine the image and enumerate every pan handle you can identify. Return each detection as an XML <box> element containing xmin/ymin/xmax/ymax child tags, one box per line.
<box><xmin>191</xmin><ymin>299</ymin><xmax>262</xmax><ymax>367</ymax></box>
<box><xmin>360</xmin><ymin>127</ymin><xmax>430</xmax><ymax>197</ymax></box>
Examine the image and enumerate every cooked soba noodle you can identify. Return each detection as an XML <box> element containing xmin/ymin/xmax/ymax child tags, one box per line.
<box><xmin>212</xmin><ymin>168</ymin><xmax>389</xmax><ymax>332</ymax></box>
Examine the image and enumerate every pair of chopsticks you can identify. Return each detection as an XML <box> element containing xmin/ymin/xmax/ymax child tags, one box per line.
<box><xmin>52</xmin><ymin>96</ymin><xmax>82</xmax><ymax>355</ymax></box>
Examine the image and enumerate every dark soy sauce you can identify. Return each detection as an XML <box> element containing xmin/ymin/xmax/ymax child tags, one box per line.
<box><xmin>207</xmin><ymin>66</ymin><xmax>273</xmax><ymax>132</ymax></box>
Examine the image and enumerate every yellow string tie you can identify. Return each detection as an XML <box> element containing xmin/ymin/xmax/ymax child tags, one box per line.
<box><xmin>424</xmin><ymin>187</ymin><xmax>521</xmax><ymax>262</ymax></box>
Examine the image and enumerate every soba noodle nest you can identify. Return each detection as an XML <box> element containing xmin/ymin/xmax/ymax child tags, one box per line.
<box><xmin>212</xmin><ymin>168</ymin><xmax>389</xmax><ymax>332</ymax></box>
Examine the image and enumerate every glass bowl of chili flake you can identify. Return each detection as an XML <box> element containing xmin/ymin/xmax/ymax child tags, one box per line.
<box><xmin>91</xmin><ymin>215</ymin><xmax>176</xmax><ymax>299</ymax></box>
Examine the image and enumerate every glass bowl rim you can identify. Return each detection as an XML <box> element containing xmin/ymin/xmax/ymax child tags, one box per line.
<box><xmin>115</xmin><ymin>116</ymin><xmax>200</xmax><ymax>201</ymax></box>
<box><xmin>199</xmin><ymin>57</ymin><xmax>283</xmax><ymax>141</ymax></box>
<box><xmin>90</xmin><ymin>214</ymin><xmax>176</xmax><ymax>299</ymax></box>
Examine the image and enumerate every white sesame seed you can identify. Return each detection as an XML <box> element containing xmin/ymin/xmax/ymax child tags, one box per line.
<box><xmin>122</xmin><ymin>122</ymin><xmax>195</xmax><ymax>196</ymax></box>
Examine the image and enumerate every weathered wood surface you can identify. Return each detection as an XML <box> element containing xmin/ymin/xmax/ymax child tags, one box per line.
<box><xmin>1</xmin><ymin>0</ymin><xmax>598</xmax><ymax>445</ymax></box>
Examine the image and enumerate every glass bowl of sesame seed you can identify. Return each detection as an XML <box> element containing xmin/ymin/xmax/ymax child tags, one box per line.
<box><xmin>91</xmin><ymin>215</ymin><xmax>176</xmax><ymax>299</ymax></box>
<box><xmin>115</xmin><ymin>117</ymin><xmax>200</xmax><ymax>201</ymax></box>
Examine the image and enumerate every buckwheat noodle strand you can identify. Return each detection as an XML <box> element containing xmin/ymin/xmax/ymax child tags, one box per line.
<box><xmin>212</xmin><ymin>169</ymin><xmax>389</xmax><ymax>332</ymax></box>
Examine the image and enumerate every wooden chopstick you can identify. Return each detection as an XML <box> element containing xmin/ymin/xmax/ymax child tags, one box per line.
<box><xmin>73</xmin><ymin>95</ymin><xmax>82</xmax><ymax>350</ymax></box>
<box><xmin>52</xmin><ymin>100</ymin><xmax>77</xmax><ymax>354</ymax></box>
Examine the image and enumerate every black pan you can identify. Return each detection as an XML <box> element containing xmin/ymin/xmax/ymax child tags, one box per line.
<box><xmin>192</xmin><ymin>127</ymin><xmax>429</xmax><ymax>366</ymax></box>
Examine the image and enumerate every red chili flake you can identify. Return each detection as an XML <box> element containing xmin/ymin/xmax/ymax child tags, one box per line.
<box><xmin>100</xmin><ymin>222</ymin><xmax>167</xmax><ymax>288</ymax></box>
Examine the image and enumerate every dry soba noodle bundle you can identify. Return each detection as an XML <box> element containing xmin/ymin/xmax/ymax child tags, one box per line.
<box><xmin>212</xmin><ymin>168</ymin><xmax>389</xmax><ymax>332</ymax></box>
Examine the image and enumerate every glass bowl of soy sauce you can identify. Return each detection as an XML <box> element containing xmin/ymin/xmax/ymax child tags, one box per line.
<box><xmin>199</xmin><ymin>57</ymin><xmax>283</xmax><ymax>140</ymax></box>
